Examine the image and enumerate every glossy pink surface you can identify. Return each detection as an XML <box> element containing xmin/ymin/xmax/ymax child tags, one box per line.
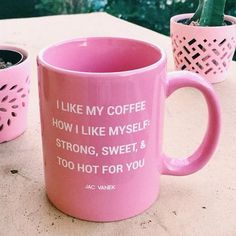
<box><xmin>171</xmin><ymin>14</ymin><xmax>236</xmax><ymax>83</ymax></box>
<box><xmin>0</xmin><ymin>45</ymin><xmax>30</xmax><ymax>143</ymax></box>
<box><xmin>37</xmin><ymin>37</ymin><xmax>221</xmax><ymax>221</ymax></box>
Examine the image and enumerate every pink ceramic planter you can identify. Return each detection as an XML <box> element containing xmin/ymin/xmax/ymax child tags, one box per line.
<box><xmin>0</xmin><ymin>45</ymin><xmax>30</xmax><ymax>143</ymax></box>
<box><xmin>171</xmin><ymin>14</ymin><xmax>236</xmax><ymax>83</ymax></box>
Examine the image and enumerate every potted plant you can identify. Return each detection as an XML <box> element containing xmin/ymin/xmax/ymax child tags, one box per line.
<box><xmin>170</xmin><ymin>0</ymin><xmax>236</xmax><ymax>83</ymax></box>
<box><xmin>0</xmin><ymin>45</ymin><xmax>30</xmax><ymax>143</ymax></box>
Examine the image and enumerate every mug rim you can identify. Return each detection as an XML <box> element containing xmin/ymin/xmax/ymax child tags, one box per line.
<box><xmin>37</xmin><ymin>37</ymin><xmax>166</xmax><ymax>77</ymax></box>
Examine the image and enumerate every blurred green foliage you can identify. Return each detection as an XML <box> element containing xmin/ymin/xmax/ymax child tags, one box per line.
<box><xmin>32</xmin><ymin>0</ymin><xmax>200</xmax><ymax>35</ymax></box>
<box><xmin>34</xmin><ymin>0</ymin><xmax>106</xmax><ymax>15</ymax></box>
<box><xmin>1</xmin><ymin>0</ymin><xmax>235</xmax><ymax>36</ymax></box>
<box><xmin>0</xmin><ymin>1</ymin><xmax>35</xmax><ymax>19</ymax></box>
<box><xmin>105</xmin><ymin>0</ymin><xmax>198</xmax><ymax>36</ymax></box>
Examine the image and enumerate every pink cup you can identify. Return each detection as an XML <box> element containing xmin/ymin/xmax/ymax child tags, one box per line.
<box><xmin>37</xmin><ymin>37</ymin><xmax>221</xmax><ymax>222</ymax></box>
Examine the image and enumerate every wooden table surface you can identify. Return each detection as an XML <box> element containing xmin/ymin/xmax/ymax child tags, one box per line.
<box><xmin>0</xmin><ymin>12</ymin><xmax>236</xmax><ymax>236</ymax></box>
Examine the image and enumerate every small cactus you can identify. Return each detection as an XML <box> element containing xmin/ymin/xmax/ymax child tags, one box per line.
<box><xmin>188</xmin><ymin>0</ymin><xmax>227</xmax><ymax>26</ymax></box>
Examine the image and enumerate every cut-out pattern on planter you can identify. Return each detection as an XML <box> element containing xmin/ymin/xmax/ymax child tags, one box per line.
<box><xmin>0</xmin><ymin>76</ymin><xmax>30</xmax><ymax>132</ymax></box>
<box><xmin>171</xmin><ymin>34</ymin><xmax>236</xmax><ymax>78</ymax></box>
<box><xmin>170</xmin><ymin>14</ymin><xmax>236</xmax><ymax>83</ymax></box>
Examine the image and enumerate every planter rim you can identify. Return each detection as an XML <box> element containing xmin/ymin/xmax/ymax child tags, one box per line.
<box><xmin>0</xmin><ymin>44</ymin><xmax>29</xmax><ymax>71</ymax></box>
<box><xmin>171</xmin><ymin>13</ymin><xmax>236</xmax><ymax>29</ymax></box>
<box><xmin>0</xmin><ymin>49</ymin><xmax>24</xmax><ymax>66</ymax></box>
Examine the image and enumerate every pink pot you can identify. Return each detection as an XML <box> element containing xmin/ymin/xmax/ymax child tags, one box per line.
<box><xmin>171</xmin><ymin>13</ymin><xmax>236</xmax><ymax>83</ymax></box>
<box><xmin>0</xmin><ymin>45</ymin><xmax>30</xmax><ymax>143</ymax></box>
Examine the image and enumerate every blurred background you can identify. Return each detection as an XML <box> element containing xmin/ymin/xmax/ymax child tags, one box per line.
<box><xmin>1</xmin><ymin>0</ymin><xmax>235</xmax><ymax>36</ymax></box>
<box><xmin>0</xmin><ymin>0</ymin><xmax>235</xmax><ymax>59</ymax></box>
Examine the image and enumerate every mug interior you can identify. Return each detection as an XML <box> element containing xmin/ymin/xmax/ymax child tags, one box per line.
<box><xmin>41</xmin><ymin>38</ymin><xmax>162</xmax><ymax>73</ymax></box>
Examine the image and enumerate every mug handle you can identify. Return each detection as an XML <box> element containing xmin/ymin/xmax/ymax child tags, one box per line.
<box><xmin>162</xmin><ymin>71</ymin><xmax>221</xmax><ymax>176</ymax></box>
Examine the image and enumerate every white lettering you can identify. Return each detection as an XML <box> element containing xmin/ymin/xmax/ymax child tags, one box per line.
<box><xmin>102</xmin><ymin>164</ymin><xmax>123</xmax><ymax>174</ymax></box>
<box><xmin>107</xmin><ymin>101</ymin><xmax>146</xmax><ymax>115</ymax></box>
<box><xmin>109</xmin><ymin>120</ymin><xmax>150</xmax><ymax>135</ymax></box>
<box><xmin>77</xmin><ymin>163</ymin><xmax>99</xmax><ymax>174</ymax></box>
<box><xmin>101</xmin><ymin>143</ymin><xmax>137</xmax><ymax>156</ymax></box>
<box><xmin>81</xmin><ymin>126</ymin><xmax>106</xmax><ymax>136</ymax></box>
<box><xmin>52</xmin><ymin>118</ymin><xmax>73</xmax><ymax>132</ymax></box>
<box><xmin>57</xmin><ymin>156</ymin><xmax>75</xmax><ymax>170</ymax></box>
<box><xmin>86</xmin><ymin>106</ymin><xmax>104</xmax><ymax>116</ymax></box>
<box><xmin>126</xmin><ymin>159</ymin><xmax>145</xmax><ymax>171</ymax></box>
<box><xmin>56</xmin><ymin>138</ymin><xmax>96</xmax><ymax>155</ymax></box>
<box><xmin>58</xmin><ymin>101</ymin><xmax>83</xmax><ymax>114</ymax></box>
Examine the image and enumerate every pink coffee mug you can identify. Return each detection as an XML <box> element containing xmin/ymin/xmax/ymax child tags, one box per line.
<box><xmin>37</xmin><ymin>37</ymin><xmax>221</xmax><ymax>222</ymax></box>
